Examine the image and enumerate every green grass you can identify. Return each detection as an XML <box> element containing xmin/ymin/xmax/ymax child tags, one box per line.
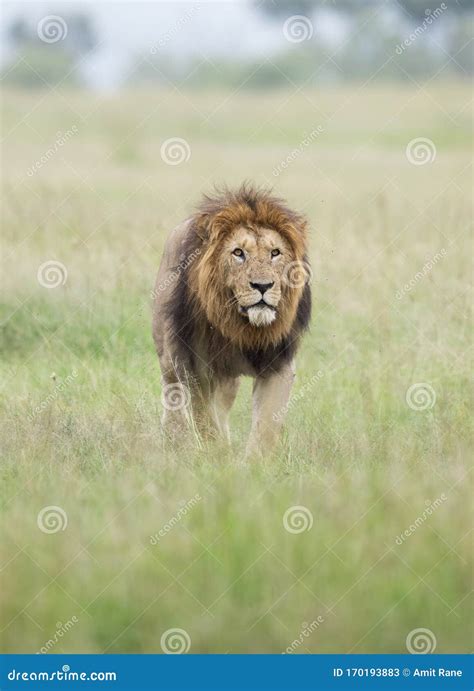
<box><xmin>0</xmin><ymin>83</ymin><xmax>472</xmax><ymax>654</ymax></box>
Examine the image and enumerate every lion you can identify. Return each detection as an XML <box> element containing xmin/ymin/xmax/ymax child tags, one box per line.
<box><xmin>152</xmin><ymin>183</ymin><xmax>311</xmax><ymax>456</ymax></box>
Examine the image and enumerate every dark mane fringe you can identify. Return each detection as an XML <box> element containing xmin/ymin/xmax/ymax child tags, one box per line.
<box><xmin>163</xmin><ymin>229</ymin><xmax>204</xmax><ymax>377</ymax></box>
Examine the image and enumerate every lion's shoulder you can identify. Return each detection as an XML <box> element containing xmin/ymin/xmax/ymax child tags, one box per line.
<box><xmin>158</xmin><ymin>218</ymin><xmax>195</xmax><ymax>272</ymax></box>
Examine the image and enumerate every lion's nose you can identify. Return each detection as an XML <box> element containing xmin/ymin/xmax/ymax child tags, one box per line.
<box><xmin>250</xmin><ymin>281</ymin><xmax>274</xmax><ymax>295</ymax></box>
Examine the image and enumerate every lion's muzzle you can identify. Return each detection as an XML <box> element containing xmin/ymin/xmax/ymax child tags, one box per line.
<box><xmin>239</xmin><ymin>300</ymin><xmax>277</xmax><ymax>327</ymax></box>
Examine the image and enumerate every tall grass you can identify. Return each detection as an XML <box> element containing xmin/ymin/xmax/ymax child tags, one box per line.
<box><xmin>0</xmin><ymin>83</ymin><xmax>472</xmax><ymax>653</ymax></box>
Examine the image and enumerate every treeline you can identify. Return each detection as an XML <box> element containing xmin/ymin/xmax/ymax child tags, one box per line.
<box><xmin>1</xmin><ymin>2</ymin><xmax>472</xmax><ymax>89</ymax></box>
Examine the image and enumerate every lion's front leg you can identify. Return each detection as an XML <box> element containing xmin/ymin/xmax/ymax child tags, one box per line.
<box><xmin>210</xmin><ymin>377</ymin><xmax>239</xmax><ymax>443</ymax></box>
<box><xmin>160</xmin><ymin>373</ymin><xmax>195</xmax><ymax>443</ymax></box>
<box><xmin>162</xmin><ymin>369</ymin><xmax>234</xmax><ymax>445</ymax></box>
<box><xmin>246</xmin><ymin>361</ymin><xmax>295</xmax><ymax>457</ymax></box>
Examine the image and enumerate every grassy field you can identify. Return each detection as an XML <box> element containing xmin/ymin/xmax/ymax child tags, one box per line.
<box><xmin>0</xmin><ymin>82</ymin><xmax>472</xmax><ymax>654</ymax></box>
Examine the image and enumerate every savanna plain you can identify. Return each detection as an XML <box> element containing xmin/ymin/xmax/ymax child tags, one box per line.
<box><xmin>0</xmin><ymin>82</ymin><xmax>472</xmax><ymax>653</ymax></box>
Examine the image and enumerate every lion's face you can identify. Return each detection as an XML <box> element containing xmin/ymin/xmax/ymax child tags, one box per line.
<box><xmin>223</xmin><ymin>226</ymin><xmax>291</xmax><ymax>328</ymax></box>
<box><xmin>188</xmin><ymin>186</ymin><xmax>310</xmax><ymax>350</ymax></box>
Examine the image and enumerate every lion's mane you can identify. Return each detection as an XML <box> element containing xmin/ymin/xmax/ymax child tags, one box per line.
<box><xmin>166</xmin><ymin>184</ymin><xmax>311</xmax><ymax>376</ymax></box>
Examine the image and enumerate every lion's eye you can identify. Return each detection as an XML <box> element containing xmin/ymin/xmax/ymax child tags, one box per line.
<box><xmin>271</xmin><ymin>249</ymin><xmax>281</xmax><ymax>257</ymax></box>
<box><xmin>232</xmin><ymin>248</ymin><xmax>244</xmax><ymax>259</ymax></box>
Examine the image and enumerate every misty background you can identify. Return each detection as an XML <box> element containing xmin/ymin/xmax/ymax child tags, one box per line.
<box><xmin>1</xmin><ymin>0</ymin><xmax>472</xmax><ymax>91</ymax></box>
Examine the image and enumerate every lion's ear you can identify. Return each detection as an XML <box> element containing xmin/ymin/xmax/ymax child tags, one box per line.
<box><xmin>194</xmin><ymin>213</ymin><xmax>211</xmax><ymax>241</ymax></box>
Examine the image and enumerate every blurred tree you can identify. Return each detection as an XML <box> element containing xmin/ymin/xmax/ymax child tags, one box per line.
<box><xmin>8</xmin><ymin>18</ymin><xmax>30</xmax><ymax>43</ymax></box>
<box><xmin>63</xmin><ymin>13</ymin><xmax>98</xmax><ymax>54</ymax></box>
<box><xmin>255</xmin><ymin>0</ymin><xmax>473</xmax><ymax>17</ymax></box>
<box><xmin>445</xmin><ymin>13</ymin><xmax>474</xmax><ymax>73</ymax></box>
<box><xmin>2</xmin><ymin>12</ymin><xmax>97</xmax><ymax>87</ymax></box>
<box><xmin>255</xmin><ymin>0</ymin><xmax>320</xmax><ymax>15</ymax></box>
<box><xmin>7</xmin><ymin>12</ymin><xmax>98</xmax><ymax>55</ymax></box>
<box><xmin>396</xmin><ymin>0</ymin><xmax>473</xmax><ymax>19</ymax></box>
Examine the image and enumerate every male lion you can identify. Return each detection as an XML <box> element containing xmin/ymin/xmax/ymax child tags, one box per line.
<box><xmin>152</xmin><ymin>184</ymin><xmax>311</xmax><ymax>455</ymax></box>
